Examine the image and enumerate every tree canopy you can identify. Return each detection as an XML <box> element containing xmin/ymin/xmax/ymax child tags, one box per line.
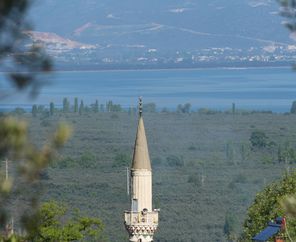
<box><xmin>242</xmin><ymin>171</ymin><xmax>296</xmax><ymax>240</ymax></box>
<box><xmin>26</xmin><ymin>201</ymin><xmax>106</xmax><ymax>242</ymax></box>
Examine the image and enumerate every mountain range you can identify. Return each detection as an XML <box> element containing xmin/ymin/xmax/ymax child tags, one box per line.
<box><xmin>27</xmin><ymin>0</ymin><xmax>296</xmax><ymax>68</ymax></box>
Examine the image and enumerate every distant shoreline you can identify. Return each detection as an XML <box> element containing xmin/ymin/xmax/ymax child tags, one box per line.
<box><xmin>0</xmin><ymin>64</ymin><xmax>293</xmax><ymax>74</ymax></box>
<box><xmin>52</xmin><ymin>64</ymin><xmax>293</xmax><ymax>73</ymax></box>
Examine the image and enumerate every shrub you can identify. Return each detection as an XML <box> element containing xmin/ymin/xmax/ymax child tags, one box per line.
<box><xmin>233</xmin><ymin>173</ymin><xmax>247</xmax><ymax>183</ymax></box>
<box><xmin>40</xmin><ymin>119</ymin><xmax>51</xmax><ymax>127</ymax></box>
<box><xmin>250</xmin><ymin>130</ymin><xmax>269</xmax><ymax>149</ymax></box>
<box><xmin>78</xmin><ymin>151</ymin><xmax>97</xmax><ymax>168</ymax></box>
<box><xmin>224</xmin><ymin>212</ymin><xmax>238</xmax><ymax>240</ymax></box>
<box><xmin>188</xmin><ymin>174</ymin><xmax>201</xmax><ymax>187</ymax></box>
<box><xmin>12</xmin><ymin>107</ymin><xmax>25</xmax><ymax>115</ymax></box>
<box><xmin>166</xmin><ymin>155</ymin><xmax>184</xmax><ymax>167</ymax></box>
<box><xmin>53</xmin><ymin>157</ymin><xmax>76</xmax><ymax>169</ymax></box>
<box><xmin>152</xmin><ymin>157</ymin><xmax>162</xmax><ymax>166</ymax></box>
<box><xmin>113</xmin><ymin>153</ymin><xmax>131</xmax><ymax>167</ymax></box>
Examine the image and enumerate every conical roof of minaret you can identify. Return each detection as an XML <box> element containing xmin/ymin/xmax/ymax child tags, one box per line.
<box><xmin>131</xmin><ymin>100</ymin><xmax>152</xmax><ymax>170</ymax></box>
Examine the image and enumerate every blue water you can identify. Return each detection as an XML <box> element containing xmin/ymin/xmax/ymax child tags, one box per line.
<box><xmin>1</xmin><ymin>67</ymin><xmax>296</xmax><ymax>112</ymax></box>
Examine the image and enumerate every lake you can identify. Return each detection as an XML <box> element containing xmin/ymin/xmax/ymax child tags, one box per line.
<box><xmin>1</xmin><ymin>67</ymin><xmax>296</xmax><ymax>112</ymax></box>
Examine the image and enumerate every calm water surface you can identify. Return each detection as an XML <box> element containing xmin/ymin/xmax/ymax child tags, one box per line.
<box><xmin>1</xmin><ymin>67</ymin><xmax>296</xmax><ymax>112</ymax></box>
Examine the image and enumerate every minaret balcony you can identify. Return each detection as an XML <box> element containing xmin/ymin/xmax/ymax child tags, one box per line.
<box><xmin>124</xmin><ymin>210</ymin><xmax>159</xmax><ymax>226</ymax></box>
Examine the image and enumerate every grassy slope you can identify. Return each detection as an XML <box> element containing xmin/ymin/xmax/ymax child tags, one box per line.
<box><xmin>23</xmin><ymin>112</ymin><xmax>296</xmax><ymax>241</ymax></box>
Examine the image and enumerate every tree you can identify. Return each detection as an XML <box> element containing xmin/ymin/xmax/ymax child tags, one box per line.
<box><xmin>143</xmin><ymin>103</ymin><xmax>156</xmax><ymax>113</ymax></box>
<box><xmin>26</xmin><ymin>201</ymin><xmax>105</xmax><ymax>242</ymax></box>
<box><xmin>232</xmin><ymin>103</ymin><xmax>236</xmax><ymax>115</ymax></box>
<box><xmin>183</xmin><ymin>103</ymin><xmax>191</xmax><ymax>113</ymax></box>
<box><xmin>282</xmin><ymin>196</ymin><xmax>296</xmax><ymax>219</ymax></box>
<box><xmin>0</xmin><ymin>1</ymin><xmax>72</xmax><ymax>239</ymax></box>
<box><xmin>94</xmin><ymin>99</ymin><xmax>99</xmax><ymax>113</ymax></box>
<box><xmin>278</xmin><ymin>0</ymin><xmax>296</xmax><ymax>32</ymax></box>
<box><xmin>290</xmin><ymin>101</ymin><xmax>296</xmax><ymax>114</ymax></box>
<box><xmin>242</xmin><ymin>171</ymin><xmax>296</xmax><ymax>240</ymax></box>
<box><xmin>50</xmin><ymin>102</ymin><xmax>54</xmax><ymax>116</ymax></box>
<box><xmin>176</xmin><ymin>103</ymin><xmax>191</xmax><ymax>113</ymax></box>
<box><xmin>106</xmin><ymin>100</ymin><xmax>112</xmax><ymax>112</ymax></box>
<box><xmin>249</xmin><ymin>130</ymin><xmax>269</xmax><ymax>149</ymax></box>
<box><xmin>226</xmin><ymin>142</ymin><xmax>235</xmax><ymax>163</ymax></box>
<box><xmin>74</xmin><ymin>97</ymin><xmax>78</xmax><ymax>113</ymax></box>
<box><xmin>32</xmin><ymin>104</ymin><xmax>38</xmax><ymax>117</ymax></box>
<box><xmin>0</xmin><ymin>120</ymin><xmax>71</xmax><ymax>241</ymax></box>
<box><xmin>100</xmin><ymin>104</ymin><xmax>105</xmax><ymax>112</ymax></box>
<box><xmin>106</xmin><ymin>100</ymin><xmax>122</xmax><ymax>112</ymax></box>
<box><xmin>224</xmin><ymin>212</ymin><xmax>238</xmax><ymax>241</ymax></box>
<box><xmin>63</xmin><ymin>97</ymin><xmax>70</xmax><ymax>113</ymax></box>
<box><xmin>79</xmin><ymin>100</ymin><xmax>84</xmax><ymax>115</ymax></box>
<box><xmin>0</xmin><ymin>1</ymin><xmax>52</xmax><ymax>99</ymax></box>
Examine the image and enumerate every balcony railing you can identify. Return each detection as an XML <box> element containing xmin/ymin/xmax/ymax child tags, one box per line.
<box><xmin>124</xmin><ymin>211</ymin><xmax>159</xmax><ymax>226</ymax></box>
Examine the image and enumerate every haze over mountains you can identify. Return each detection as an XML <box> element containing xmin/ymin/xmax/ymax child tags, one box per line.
<box><xmin>28</xmin><ymin>0</ymin><xmax>296</xmax><ymax>69</ymax></box>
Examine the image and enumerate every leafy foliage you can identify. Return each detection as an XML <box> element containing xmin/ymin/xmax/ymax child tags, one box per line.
<box><xmin>26</xmin><ymin>201</ymin><xmax>105</xmax><ymax>242</ymax></box>
<box><xmin>187</xmin><ymin>173</ymin><xmax>201</xmax><ymax>187</ymax></box>
<box><xmin>282</xmin><ymin>196</ymin><xmax>296</xmax><ymax>218</ymax></box>
<box><xmin>0</xmin><ymin>117</ymin><xmax>71</xmax><ymax>240</ymax></box>
<box><xmin>224</xmin><ymin>212</ymin><xmax>238</xmax><ymax>241</ymax></box>
<box><xmin>166</xmin><ymin>155</ymin><xmax>184</xmax><ymax>167</ymax></box>
<box><xmin>176</xmin><ymin>103</ymin><xmax>191</xmax><ymax>113</ymax></box>
<box><xmin>242</xmin><ymin>171</ymin><xmax>296</xmax><ymax>240</ymax></box>
<box><xmin>112</xmin><ymin>153</ymin><xmax>131</xmax><ymax>167</ymax></box>
<box><xmin>143</xmin><ymin>103</ymin><xmax>156</xmax><ymax>113</ymax></box>
<box><xmin>278</xmin><ymin>0</ymin><xmax>296</xmax><ymax>32</ymax></box>
<box><xmin>54</xmin><ymin>152</ymin><xmax>97</xmax><ymax>169</ymax></box>
<box><xmin>250</xmin><ymin>130</ymin><xmax>269</xmax><ymax>149</ymax></box>
<box><xmin>0</xmin><ymin>0</ymin><xmax>52</xmax><ymax>98</ymax></box>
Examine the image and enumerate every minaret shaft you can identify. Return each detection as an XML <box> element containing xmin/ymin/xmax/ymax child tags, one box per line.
<box><xmin>131</xmin><ymin>170</ymin><xmax>152</xmax><ymax>212</ymax></box>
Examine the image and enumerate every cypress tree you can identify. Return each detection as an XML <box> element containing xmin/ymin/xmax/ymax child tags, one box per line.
<box><xmin>94</xmin><ymin>100</ymin><xmax>99</xmax><ymax>113</ymax></box>
<box><xmin>100</xmin><ymin>104</ymin><xmax>105</xmax><ymax>112</ymax></box>
<box><xmin>50</xmin><ymin>102</ymin><xmax>54</xmax><ymax>116</ymax></box>
<box><xmin>74</xmin><ymin>97</ymin><xmax>78</xmax><ymax>113</ymax></box>
<box><xmin>291</xmin><ymin>100</ymin><xmax>296</xmax><ymax>114</ymax></box>
<box><xmin>63</xmin><ymin>98</ymin><xmax>70</xmax><ymax>113</ymax></box>
<box><xmin>79</xmin><ymin>100</ymin><xmax>84</xmax><ymax>115</ymax></box>
<box><xmin>32</xmin><ymin>105</ymin><xmax>37</xmax><ymax>117</ymax></box>
<box><xmin>232</xmin><ymin>103</ymin><xmax>236</xmax><ymax>115</ymax></box>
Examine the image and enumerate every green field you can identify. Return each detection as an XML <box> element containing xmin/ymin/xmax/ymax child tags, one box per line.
<box><xmin>7</xmin><ymin>111</ymin><xmax>296</xmax><ymax>241</ymax></box>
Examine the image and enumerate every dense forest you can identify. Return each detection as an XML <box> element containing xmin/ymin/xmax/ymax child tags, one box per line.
<box><xmin>4</xmin><ymin>102</ymin><xmax>296</xmax><ymax>241</ymax></box>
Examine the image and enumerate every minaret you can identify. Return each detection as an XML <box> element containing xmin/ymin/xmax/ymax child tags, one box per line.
<box><xmin>124</xmin><ymin>98</ymin><xmax>159</xmax><ymax>242</ymax></box>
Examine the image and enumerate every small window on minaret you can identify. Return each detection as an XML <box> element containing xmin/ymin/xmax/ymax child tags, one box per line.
<box><xmin>132</xmin><ymin>199</ymin><xmax>138</xmax><ymax>212</ymax></box>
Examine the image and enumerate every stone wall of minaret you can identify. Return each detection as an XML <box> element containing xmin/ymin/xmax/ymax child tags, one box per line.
<box><xmin>131</xmin><ymin>169</ymin><xmax>152</xmax><ymax>212</ymax></box>
<box><xmin>124</xmin><ymin>98</ymin><xmax>159</xmax><ymax>242</ymax></box>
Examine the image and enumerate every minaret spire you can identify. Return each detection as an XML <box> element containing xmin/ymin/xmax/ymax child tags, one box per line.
<box><xmin>131</xmin><ymin>97</ymin><xmax>151</xmax><ymax>171</ymax></box>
